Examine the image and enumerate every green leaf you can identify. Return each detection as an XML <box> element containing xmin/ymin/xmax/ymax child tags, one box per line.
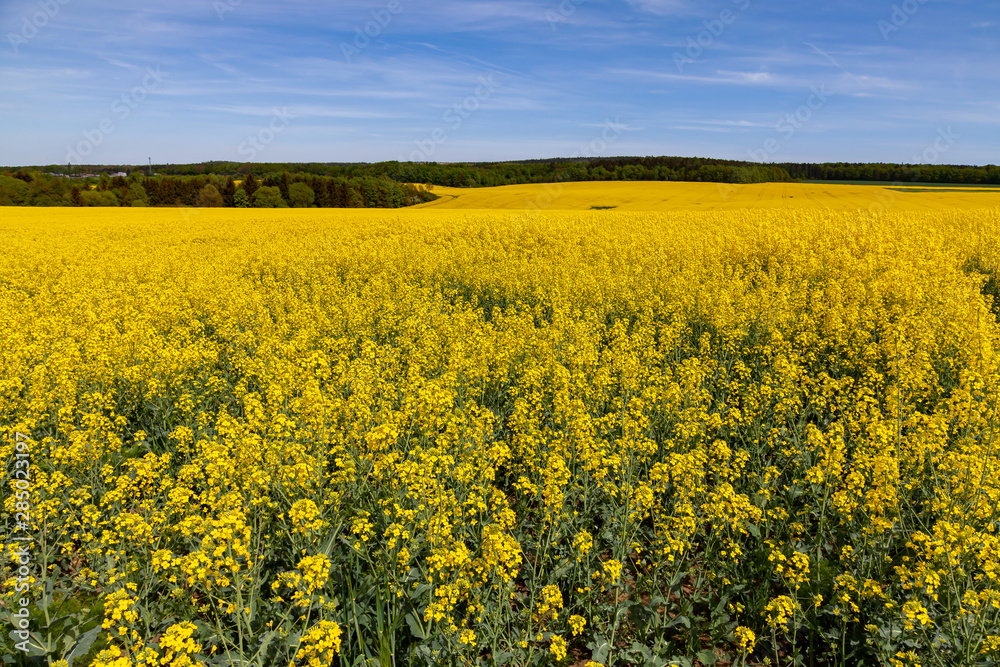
<box><xmin>251</xmin><ymin>629</ymin><xmax>278</xmax><ymax>663</ymax></box>
<box><xmin>590</xmin><ymin>635</ymin><xmax>611</xmax><ymax>664</ymax></box>
<box><xmin>405</xmin><ymin>613</ymin><xmax>425</xmax><ymax>640</ymax></box>
<box><xmin>40</xmin><ymin>614</ymin><xmax>73</xmax><ymax>633</ymax></box>
<box><xmin>494</xmin><ymin>651</ymin><xmax>515</xmax><ymax>665</ymax></box>
<box><xmin>65</xmin><ymin>625</ymin><xmax>101</xmax><ymax>667</ymax></box>
<box><xmin>666</xmin><ymin>614</ymin><xmax>690</xmax><ymax>629</ymax></box>
<box><xmin>550</xmin><ymin>558</ymin><xmax>573</xmax><ymax>580</ymax></box>
<box><xmin>22</xmin><ymin>632</ymin><xmax>48</xmax><ymax>657</ymax></box>
<box><xmin>40</xmin><ymin>578</ymin><xmax>54</xmax><ymax>612</ymax></box>
<box><xmin>697</xmin><ymin>648</ymin><xmax>718</xmax><ymax>666</ymax></box>
<box><xmin>629</xmin><ymin>642</ymin><xmax>652</xmax><ymax>660</ymax></box>
<box><xmin>615</xmin><ymin>604</ymin><xmax>630</xmax><ymax>625</ymax></box>
<box><xmin>410</xmin><ymin>581</ymin><xmax>433</xmax><ymax>599</ymax></box>
<box><xmin>712</xmin><ymin>596</ymin><xmax>730</xmax><ymax>617</ymax></box>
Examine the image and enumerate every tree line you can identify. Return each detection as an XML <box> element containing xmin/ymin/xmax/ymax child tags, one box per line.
<box><xmin>777</xmin><ymin>162</ymin><xmax>1000</xmax><ymax>185</ymax></box>
<box><xmin>0</xmin><ymin>171</ymin><xmax>438</xmax><ymax>208</ymax></box>
<box><xmin>151</xmin><ymin>157</ymin><xmax>797</xmax><ymax>187</ymax></box>
<box><xmin>8</xmin><ymin>157</ymin><xmax>797</xmax><ymax>192</ymax></box>
<box><xmin>6</xmin><ymin>157</ymin><xmax>999</xmax><ymax>208</ymax></box>
<box><xmin>379</xmin><ymin>158</ymin><xmax>796</xmax><ymax>187</ymax></box>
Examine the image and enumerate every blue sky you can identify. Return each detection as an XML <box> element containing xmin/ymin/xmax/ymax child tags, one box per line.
<box><xmin>0</xmin><ymin>0</ymin><xmax>996</xmax><ymax>166</ymax></box>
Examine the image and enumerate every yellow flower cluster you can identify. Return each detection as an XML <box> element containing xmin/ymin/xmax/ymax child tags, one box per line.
<box><xmin>549</xmin><ymin>633</ymin><xmax>568</xmax><ymax>661</ymax></box>
<box><xmin>288</xmin><ymin>499</ymin><xmax>326</xmax><ymax>536</ymax></box>
<box><xmin>734</xmin><ymin>625</ymin><xmax>756</xmax><ymax>651</ymax></box>
<box><xmin>158</xmin><ymin>622</ymin><xmax>204</xmax><ymax>667</ymax></box>
<box><xmin>271</xmin><ymin>554</ymin><xmax>331</xmax><ymax>607</ymax></box>
<box><xmin>901</xmin><ymin>599</ymin><xmax>933</xmax><ymax>631</ymax></box>
<box><xmin>764</xmin><ymin>595</ymin><xmax>798</xmax><ymax>629</ymax></box>
<box><xmin>293</xmin><ymin>620</ymin><xmax>342</xmax><ymax>667</ymax></box>
<box><xmin>102</xmin><ymin>589</ymin><xmax>139</xmax><ymax>637</ymax></box>
<box><xmin>535</xmin><ymin>584</ymin><xmax>564</xmax><ymax>623</ymax></box>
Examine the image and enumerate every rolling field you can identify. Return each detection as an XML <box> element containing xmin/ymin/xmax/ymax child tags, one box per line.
<box><xmin>414</xmin><ymin>180</ymin><xmax>1000</xmax><ymax>212</ymax></box>
<box><xmin>3</xmin><ymin>194</ymin><xmax>1000</xmax><ymax>666</ymax></box>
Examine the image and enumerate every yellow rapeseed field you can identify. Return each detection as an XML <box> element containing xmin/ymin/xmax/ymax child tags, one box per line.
<box><xmin>2</xmin><ymin>196</ymin><xmax>1000</xmax><ymax>666</ymax></box>
<box><xmin>414</xmin><ymin>180</ymin><xmax>1000</xmax><ymax>212</ymax></box>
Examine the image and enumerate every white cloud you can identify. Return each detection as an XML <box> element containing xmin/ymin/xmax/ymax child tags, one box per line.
<box><xmin>717</xmin><ymin>70</ymin><xmax>774</xmax><ymax>84</ymax></box>
<box><xmin>697</xmin><ymin>119</ymin><xmax>769</xmax><ymax>127</ymax></box>
<box><xmin>609</xmin><ymin>67</ymin><xmax>788</xmax><ymax>87</ymax></box>
<box><xmin>199</xmin><ymin>105</ymin><xmax>404</xmax><ymax>120</ymax></box>
<box><xmin>625</xmin><ymin>0</ymin><xmax>689</xmax><ymax>15</ymax></box>
<box><xmin>581</xmin><ymin>122</ymin><xmax>643</xmax><ymax>131</ymax></box>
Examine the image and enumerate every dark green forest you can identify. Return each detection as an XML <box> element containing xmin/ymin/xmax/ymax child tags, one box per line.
<box><xmin>780</xmin><ymin>161</ymin><xmax>1000</xmax><ymax>184</ymax></box>
<box><xmin>0</xmin><ymin>171</ymin><xmax>437</xmax><ymax>208</ymax></box>
<box><xmin>3</xmin><ymin>156</ymin><xmax>998</xmax><ymax>208</ymax></box>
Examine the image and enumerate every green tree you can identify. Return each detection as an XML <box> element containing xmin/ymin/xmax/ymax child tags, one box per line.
<box><xmin>252</xmin><ymin>186</ymin><xmax>288</xmax><ymax>208</ymax></box>
<box><xmin>288</xmin><ymin>182</ymin><xmax>315</xmax><ymax>208</ymax></box>
<box><xmin>0</xmin><ymin>175</ymin><xmax>29</xmax><ymax>205</ymax></box>
<box><xmin>196</xmin><ymin>184</ymin><xmax>224</xmax><ymax>207</ymax></box>
<box><xmin>27</xmin><ymin>175</ymin><xmax>70</xmax><ymax>206</ymax></box>
<box><xmin>278</xmin><ymin>171</ymin><xmax>291</xmax><ymax>202</ymax></box>
<box><xmin>234</xmin><ymin>189</ymin><xmax>249</xmax><ymax>208</ymax></box>
<box><xmin>222</xmin><ymin>178</ymin><xmax>237</xmax><ymax>206</ymax></box>
<box><xmin>122</xmin><ymin>183</ymin><xmax>149</xmax><ymax>207</ymax></box>
<box><xmin>346</xmin><ymin>187</ymin><xmax>364</xmax><ymax>208</ymax></box>
<box><xmin>80</xmin><ymin>190</ymin><xmax>119</xmax><ymax>206</ymax></box>
<box><xmin>243</xmin><ymin>173</ymin><xmax>259</xmax><ymax>201</ymax></box>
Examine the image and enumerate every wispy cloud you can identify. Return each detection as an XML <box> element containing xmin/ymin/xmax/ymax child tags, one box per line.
<box><xmin>625</xmin><ymin>0</ymin><xmax>690</xmax><ymax>15</ymax></box>
<box><xmin>581</xmin><ymin>121</ymin><xmax>643</xmax><ymax>131</ymax></box>
<box><xmin>609</xmin><ymin>67</ymin><xmax>789</xmax><ymax>87</ymax></box>
<box><xmin>697</xmin><ymin>119</ymin><xmax>770</xmax><ymax>127</ymax></box>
